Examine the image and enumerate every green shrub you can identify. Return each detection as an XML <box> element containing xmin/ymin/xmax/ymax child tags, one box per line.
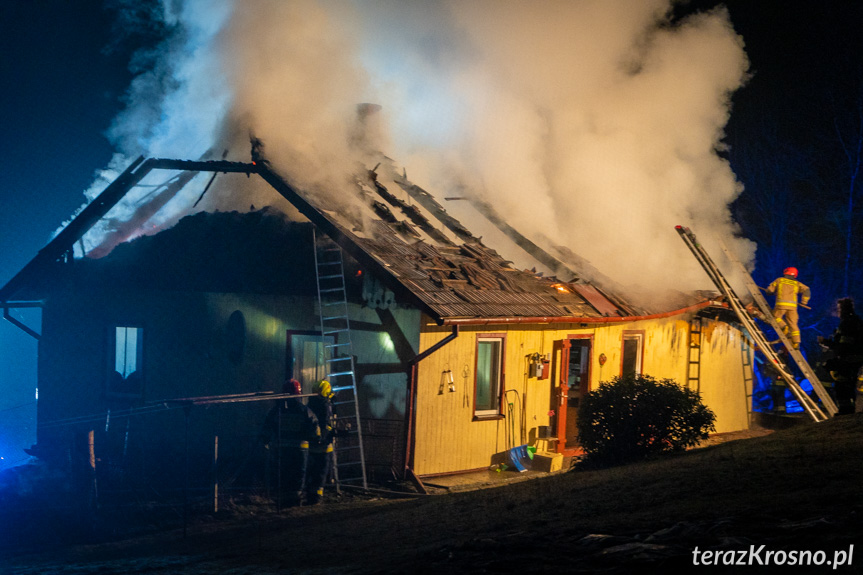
<box><xmin>577</xmin><ymin>373</ymin><xmax>716</xmax><ymax>464</ymax></box>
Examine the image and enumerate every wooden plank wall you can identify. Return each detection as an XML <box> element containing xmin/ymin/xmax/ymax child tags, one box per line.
<box><xmin>412</xmin><ymin>312</ymin><xmax>753</xmax><ymax>475</ymax></box>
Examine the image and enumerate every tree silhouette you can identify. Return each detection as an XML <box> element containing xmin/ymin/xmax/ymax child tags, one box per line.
<box><xmin>829</xmin><ymin>79</ymin><xmax>863</xmax><ymax>296</ymax></box>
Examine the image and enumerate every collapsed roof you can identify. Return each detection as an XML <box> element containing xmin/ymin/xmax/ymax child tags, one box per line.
<box><xmin>317</xmin><ymin>157</ymin><xmax>644</xmax><ymax>321</ymax></box>
<box><xmin>1</xmin><ymin>152</ymin><xmax>708</xmax><ymax>324</ymax></box>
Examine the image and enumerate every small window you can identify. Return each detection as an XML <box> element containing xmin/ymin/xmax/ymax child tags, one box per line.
<box><xmin>109</xmin><ymin>326</ymin><xmax>144</xmax><ymax>397</ymax></box>
<box><xmin>621</xmin><ymin>332</ymin><xmax>643</xmax><ymax>377</ymax></box>
<box><xmin>475</xmin><ymin>336</ymin><xmax>504</xmax><ymax>417</ymax></box>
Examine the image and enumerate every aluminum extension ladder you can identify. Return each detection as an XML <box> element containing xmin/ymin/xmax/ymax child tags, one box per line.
<box><xmin>312</xmin><ymin>229</ymin><xmax>368</xmax><ymax>490</ymax></box>
<box><xmin>675</xmin><ymin>225</ymin><xmax>835</xmax><ymax>422</ymax></box>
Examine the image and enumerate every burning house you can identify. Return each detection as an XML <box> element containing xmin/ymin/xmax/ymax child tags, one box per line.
<box><xmin>0</xmin><ymin>150</ymin><xmax>754</xmax><ymax>494</ymax></box>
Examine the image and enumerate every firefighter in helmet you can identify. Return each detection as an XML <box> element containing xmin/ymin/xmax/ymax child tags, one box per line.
<box><xmin>261</xmin><ymin>378</ymin><xmax>320</xmax><ymax>506</ymax></box>
<box><xmin>818</xmin><ymin>298</ymin><xmax>863</xmax><ymax>415</ymax></box>
<box><xmin>306</xmin><ymin>379</ymin><xmax>336</xmax><ymax>505</ymax></box>
<box><xmin>766</xmin><ymin>267</ymin><xmax>810</xmax><ymax>350</ymax></box>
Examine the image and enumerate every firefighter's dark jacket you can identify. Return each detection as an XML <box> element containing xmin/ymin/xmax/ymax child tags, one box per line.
<box><xmin>822</xmin><ymin>312</ymin><xmax>863</xmax><ymax>379</ymax></box>
<box><xmin>262</xmin><ymin>398</ymin><xmax>320</xmax><ymax>450</ymax></box>
<box><xmin>308</xmin><ymin>395</ymin><xmax>335</xmax><ymax>454</ymax></box>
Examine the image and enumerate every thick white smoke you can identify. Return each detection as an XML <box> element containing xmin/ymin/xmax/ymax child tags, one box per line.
<box><xmin>74</xmin><ymin>0</ymin><xmax>753</xmax><ymax>301</ymax></box>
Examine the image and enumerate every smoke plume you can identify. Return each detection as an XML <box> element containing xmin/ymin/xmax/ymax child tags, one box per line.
<box><xmin>75</xmin><ymin>0</ymin><xmax>752</xmax><ymax>301</ymax></box>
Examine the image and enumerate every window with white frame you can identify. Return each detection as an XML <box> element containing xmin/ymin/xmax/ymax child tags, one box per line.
<box><xmin>475</xmin><ymin>335</ymin><xmax>504</xmax><ymax>417</ymax></box>
<box><xmin>109</xmin><ymin>326</ymin><xmax>144</xmax><ymax>397</ymax></box>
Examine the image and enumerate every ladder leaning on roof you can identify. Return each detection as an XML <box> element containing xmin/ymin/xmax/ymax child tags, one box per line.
<box><xmin>674</xmin><ymin>225</ymin><xmax>836</xmax><ymax>422</ymax></box>
<box><xmin>718</xmin><ymin>239</ymin><xmax>838</xmax><ymax>417</ymax></box>
<box><xmin>312</xmin><ymin>228</ymin><xmax>368</xmax><ymax>491</ymax></box>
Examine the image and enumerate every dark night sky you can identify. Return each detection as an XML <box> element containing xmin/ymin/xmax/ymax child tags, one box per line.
<box><xmin>0</xmin><ymin>1</ymin><xmax>133</xmax><ymax>467</ymax></box>
<box><xmin>1</xmin><ymin>0</ymin><xmax>861</xmax><ymax>467</ymax></box>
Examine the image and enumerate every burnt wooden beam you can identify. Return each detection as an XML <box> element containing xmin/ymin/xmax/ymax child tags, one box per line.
<box><xmin>393</xmin><ymin>176</ymin><xmax>477</xmax><ymax>242</ymax></box>
<box><xmin>256</xmin><ymin>163</ymin><xmax>440</xmax><ymax>322</ymax></box>
<box><xmin>0</xmin><ymin>157</ymin><xmax>260</xmax><ymax>303</ymax></box>
<box><xmin>147</xmin><ymin>158</ymin><xmax>258</xmax><ymax>174</ymax></box>
<box><xmin>0</xmin><ymin>156</ymin><xmax>149</xmax><ymax>302</ymax></box>
<box><xmin>467</xmin><ymin>196</ymin><xmax>579</xmax><ymax>281</ymax></box>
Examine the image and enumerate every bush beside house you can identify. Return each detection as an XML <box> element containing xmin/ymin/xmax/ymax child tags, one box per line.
<box><xmin>577</xmin><ymin>374</ymin><xmax>716</xmax><ymax>464</ymax></box>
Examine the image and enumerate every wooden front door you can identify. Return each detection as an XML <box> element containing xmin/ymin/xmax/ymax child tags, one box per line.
<box><xmin>552</xmin><ymin>337</ymin><xmax>592</xmax><ymax>454</ymax></box>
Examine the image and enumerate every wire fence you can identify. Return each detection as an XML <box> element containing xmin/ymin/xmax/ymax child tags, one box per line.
<box><xmin>0</xmin><ymin>396</ymin><xmax>405</xmax><ymax>548</ymax></box>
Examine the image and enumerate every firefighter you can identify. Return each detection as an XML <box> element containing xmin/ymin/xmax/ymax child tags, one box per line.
<box><xmin>306</xmin><ymin>379</ymin><xmax>336</xmax><ymax>505</ymax></box>
<box><xmin>766</xmin><ymin>267</ymin><xmax>810</xmax><ymax>349</ymax></box>
<box><xmin>261</xmin><ymin>378</ymin><xmax>320</xmax><ymax>506</ymax></box>
<box><xmin>818</xmin><ymin>298</ymin><xmax>863</xmax><ymax>415</ymax></box>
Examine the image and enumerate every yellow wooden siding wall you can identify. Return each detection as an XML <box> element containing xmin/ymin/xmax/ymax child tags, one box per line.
<box><xmin>413</xmin><ymin>313</ymin><xmax>753</xmax><ymax>476</ymax></box>
<box><xmin>696</xmin><ymin>319</ymin><xmax>753</xmax><ymax>433</ymax></box>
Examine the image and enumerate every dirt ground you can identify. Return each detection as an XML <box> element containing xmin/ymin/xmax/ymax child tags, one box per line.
<box><xmin>0</xmin><ymin>418</ymin><xmax>859</xmax><ymax>574</ymax></box>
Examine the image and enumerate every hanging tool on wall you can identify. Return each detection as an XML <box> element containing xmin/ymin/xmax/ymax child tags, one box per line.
<box><xmin>462</xmin><ymin>364</ymin><xmax>470</xmax><ymax>408</ymax></box>
<box><xmin>504</xmin><ymin>389</ymin><xmax>524</xmax><ymax>448</ymax></box>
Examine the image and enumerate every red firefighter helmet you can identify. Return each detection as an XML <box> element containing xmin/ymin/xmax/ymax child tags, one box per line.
<box><xmin>783</xmin><ymin>267</ymin><xmax>798</xmax><ymax>278</ymax></box>
<box><xmin>284</xmin><ymin>378</ymin><xmax>302</xmax><ymax>395</ymax></box>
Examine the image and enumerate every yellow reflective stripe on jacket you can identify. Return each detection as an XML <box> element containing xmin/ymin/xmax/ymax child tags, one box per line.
<box><xmin>769</xmin><ymin>278</ymin><xmax>810</xmax><ymax>308</ymax></box>
<box><xmin>309</xmin><ymin>442</ymin><xmax>335</xmax><ymax>454</ymax></box>
<box><xmin>277</xmin><ymin>439</ymin><xmax>311</xmax><ymax>449</ymax></box>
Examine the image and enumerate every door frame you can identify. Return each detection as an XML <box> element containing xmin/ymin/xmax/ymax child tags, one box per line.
<box><xmin>551</xmin><ymin>334</ymin><xmax>593</xmax><ymax>455</ymax></box>
<box><xmin>286</xmin><ymin>329</ymin><xmax>333</xmax><ymax>394</ymax></box>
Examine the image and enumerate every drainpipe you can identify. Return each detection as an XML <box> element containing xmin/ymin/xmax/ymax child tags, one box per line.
<box><xmin>403</xmin><ymin>325</ymin><xmax>459</xmax><ymax>491</ymax></box>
